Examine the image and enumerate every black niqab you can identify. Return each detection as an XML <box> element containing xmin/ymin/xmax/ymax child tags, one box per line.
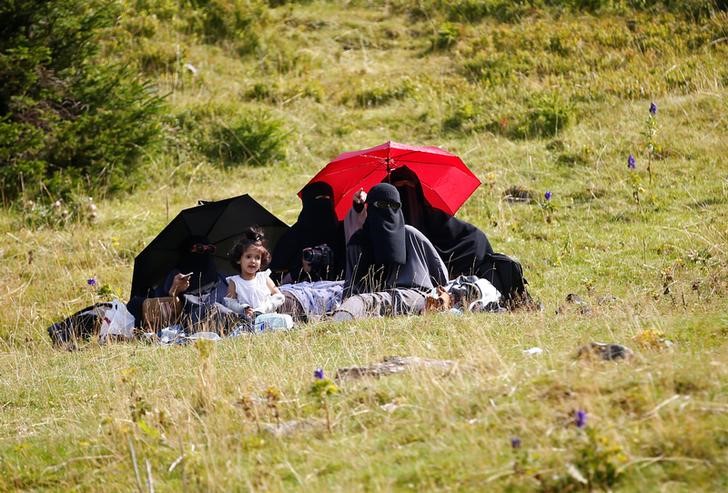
<box><xmin>363</xmin><ymin>183</ymin><xmax>406</xmax><ymax>265</ymax></box>
<box><xmin>344</xmin><ymin>183</ymin><xmax>407</xmax><ymax>294</ymax></box>
<box><xmin>176</xmin><ymin>236</ymin><xmax>220</xmax><ymax>294</ymax></box>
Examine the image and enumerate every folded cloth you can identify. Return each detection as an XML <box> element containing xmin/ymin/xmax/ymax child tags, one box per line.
<box><xmin>279</xmin><ymin>280</ymin><xmax>344</xmax><ymax>319</ymax></box>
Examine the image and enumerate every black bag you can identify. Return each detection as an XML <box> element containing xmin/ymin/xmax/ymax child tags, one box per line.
<box><xmin>478</xmin><ymin>253</ymin><xmax>531</xmax><ymax>307</ymax></box>
<box><xmin>47</xmin><ymin>303</ymin><xmax>112</xmax><ymax>348</ymax></box>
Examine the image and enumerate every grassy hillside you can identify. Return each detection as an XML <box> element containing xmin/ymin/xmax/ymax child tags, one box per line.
<box><xmin>1</xmin><ymin>1</ymin><xmax>727</xmax><ymax>490</ymax></box>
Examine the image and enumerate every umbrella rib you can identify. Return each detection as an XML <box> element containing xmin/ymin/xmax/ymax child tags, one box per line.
<box><xmin>391</xmin><ymin>157</ymin><xmax>464</xmax><ymax>167</ymax></box>
<box><xmin>318</xmin><ymin>159</ymin><xmax>389</xmax><ymax>177</ymax></box>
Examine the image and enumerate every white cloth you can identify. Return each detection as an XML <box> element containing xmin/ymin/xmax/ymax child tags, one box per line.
<box><xmin>226</xmin><ymin>270</ymin><xmax>273</xmax><ymax>309</ymax></box>
<box><xmin>344</xmin><ymin>205</ymin><xmax>367</xmax><ymax>243</ymax></box>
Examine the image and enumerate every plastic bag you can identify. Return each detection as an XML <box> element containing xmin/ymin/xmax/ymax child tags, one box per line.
<box><xmin>254</xmin><ymin>313</ymin><xmax>294</xmax><ymax>332</ymax></box>
<box><xmin>99</xmin><ymin>299</ymin><xmax>136</xmax><ymax>342</ymax></box>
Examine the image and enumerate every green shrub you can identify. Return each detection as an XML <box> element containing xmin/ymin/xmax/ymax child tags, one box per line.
<box><xmin>352</xmin><ymin>79</ymin><xmax>415</xmax><ymax>108</ymax></box>
<box><xmin>446</xmin><ymin>0</ymin><xmax>530</xmax><ymax>23</ymax></box>
<box><xmin>442</xmin><ymin>103</ymin><xmax>478</xmax><ymax>132</ymax></box>
<box><xmin>176</xmin><ymin>105</ymin><xmax>287</xmax><ymax>166</ymax></box>
<box><xmin>0</xmin><ymin>0</ymin><xmax>165</xmax><ymax>204</ymax></box>
<box><xmin>207</xmin><ymin>113</ymin><xmax>287</xmax><ymax>166</ymax></box>
<box><xmin>402</xmin><ymin>0</ymin><xmax>727</xmax><ymax>23</ymax></box>
<box><xmin>266</xmin><ymin>0</ymin><xmax>314</xmax><ymax>6</ymax></box>
<box><xmin>183</xmin><ymin>0</ymin><xmax>265</xmax><ymax>46</ymax></box>
<box><xmin>431</xmin><ymin>23</ymin><xmax>459</xmax><ymax>51</ymax></box>
<box><xmin>245</xmin><ymin>83</ymin><xmax>276</xmax><ymax>102</ymax></box>
<box><xmin>511</xmin><ymin>94</ymin><xmax>575</xmax><ymax>139</ymax></box>
<box><xmin>462</xmin><ymin>53</ymin><xmax>521</xmax><ymax>85</ymax></box>
<box><xmin>136</xmin><ymin>39</ymin><xmax>180</xmax><ymax>74</ymax></box>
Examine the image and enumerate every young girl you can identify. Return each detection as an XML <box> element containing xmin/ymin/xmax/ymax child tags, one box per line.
<box><xmin>224</xmin><ymin>228</ymin><xmax>285</xmax><ymax>317</ymax></box>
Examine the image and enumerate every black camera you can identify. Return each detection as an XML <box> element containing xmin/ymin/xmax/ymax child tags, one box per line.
<box><xmin>302</xmin><ymin>244</ymin><xmax>334</xmax><ymax>268</ymax></box>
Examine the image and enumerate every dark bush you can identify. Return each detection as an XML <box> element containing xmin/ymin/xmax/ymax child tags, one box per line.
<box><xmin>512</xmin><ymin>94</ymin><xmax>574</xmax><ymax>139</ymax></box>
<box><xmin>184</xmin><ymin>0</ymin><xmax>264</xmax><ymax>45</ymax></box>
<box><xmin>403</xmin><ymin>0</ymin><xmax>726</xmax><ymax>23</ymax></box>
<box><xmin>206</xmin><ymin>113</ymin><xmax>287</xmax><ymax>166</ymax></box>
<box><xmin>0</xmin><ymin>0</ymin><xmax>165</xmax><ymax>204</ymax></box>
<box><xmin>176</xmin><ymin>105</ymin><xmax>287</xmax><ymax>166</ymax></box>
<box><xmin>353</xmin><ymin>80</ymin><xmax>415</xmax><ymax>108</ymax></box>
<box><xmin>431</xmin><ymin>23</ymin><xmax>459</xmax><ymax>51</ymax></box>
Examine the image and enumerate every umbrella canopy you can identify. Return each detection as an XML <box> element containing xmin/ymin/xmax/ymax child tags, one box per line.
<box><xmin>130</xmin><ymin>194</ymin><xmax>288</xmax><ymax>297</ymax></box>
<box><xmin>302</xmin><ymin>141</ymin><xmax>481</xmax><ymax>220</ymax></box>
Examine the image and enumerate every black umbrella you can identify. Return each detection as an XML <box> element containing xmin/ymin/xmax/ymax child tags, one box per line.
<box><xmin>130</xmin><ymin>194</ymin><xmax>288</xmax><ymax>297</ymax></box>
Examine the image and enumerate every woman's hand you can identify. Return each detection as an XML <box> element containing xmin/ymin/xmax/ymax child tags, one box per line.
<box><xmin>170</xmin><ymin>272</ymin><xmax>192</xmax><ymax>296</ymax></box>
<box><xmin>353</xmin><ymin>188</ymin><xmax>367</xmax><ymax>205</ymax></box>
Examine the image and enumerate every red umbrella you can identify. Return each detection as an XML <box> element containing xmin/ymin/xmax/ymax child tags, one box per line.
<box><xmin>302</xmin><ymin>141</ymin><xmax>482</xmax><ymax>220</ymax></box>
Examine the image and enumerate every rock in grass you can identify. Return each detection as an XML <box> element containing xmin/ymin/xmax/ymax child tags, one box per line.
<box><xmin>335</xmin><ymin>356</ymin><xmax>456</xmax><ymax>380</ymax></box>
<box><xmin>556</xmin><ymin>293</ymin><xmax>592</xmax><ymax>315</ymax></box>
<box><xmin>502</xmin><ymin>185</ymin><xmax>533</xmax><ymax>203</ymax></box>
<box><xmin>262</xmin><ymin>418</ymin><xmax>322</xmax><ymax>437</ymax></box>
<box><xmin>576</xmin><ymin>342</ymin><xmax>634</xmax><ymax>361</ymax></box>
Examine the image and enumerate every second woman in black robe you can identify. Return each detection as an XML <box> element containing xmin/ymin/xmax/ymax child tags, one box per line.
<box><xmin>269</xmin><ymin>181</ymin><xmax>345</xmax><ymax>283</ymax></box>
<box><xmin>387</xmin><ymin>166</ymin><xmax>495</xmax><ymax>279</ymax></box>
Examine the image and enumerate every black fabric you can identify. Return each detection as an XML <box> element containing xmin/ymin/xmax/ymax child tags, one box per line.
<box><xmin>478</xmin><ymin>252</ymin><xmax>529</xmax><ymax>303</ymax></box>
<box><xmin>363</xmin><ymin>183</ymin><xmax>406</xmax><ymax>265</ymax></box>
<box><xmin>176</xmin><ymin>236</ymin><xmax>221</xmax><ymax>295</ymax></box>
<box><xmin>345</xmin><ymin>229</ymin><xmax>398</xmax><ymax>295</ymax></box>
<box><xmin>388</xmin><ymin>167</ymin><xmax>494</xmax><ymax>278</ymax></box>
<box><xmin>126</xmin><ymin>268</ymin><xmax>229</xmax><ymax>328</ymax></box>
<box><xmin>127</xmin><ymin>236</ymin><xmax>223</xmax><ymax>326</ymax></box>
<box><xmin>345</xmin><ymin>184</ymin><xmax>407</xmax><ymax>295</ymax></box>
<box><xmin>47</xmin><ymin>303</ymin><xmax>112</xmax><ymax>347</ymax></box>
<box><xmin>270</xmin><ymin>182</ymin><xmax>345</xmax><ymax>282</ymax></box>
<box><xmin>130</xmin><ymin>193</ymin><xmax>288</xmax><ymax>297</ymax></box>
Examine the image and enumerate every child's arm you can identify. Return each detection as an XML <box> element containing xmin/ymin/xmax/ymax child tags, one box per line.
<box><xmin>253</xmin><ymin>277</ymin><xmax>284</xmax><ymax>314</ymax></box>
<box><xmin>223</xmin><ymin>279</ymin><xmax>252</xmax><ymax>315</ymax></box>
<box><xmin>267</xmin><ymin>277</ymin><xmax>281</xmax><ymax>296</ymax></box>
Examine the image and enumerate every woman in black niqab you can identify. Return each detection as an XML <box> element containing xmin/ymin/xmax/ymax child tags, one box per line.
<box><xmin>345</xmin><ymin>183</ymin><xmax>406</xmax><ymax>294</ymax></box>
<box><xmin>269</xmin><ymin>181</ymin><xmax>345</xmax><ymax>282</ymax></box>
<box><xmin>388</xmin><ymin>166</ymin><xmax>494</xmax><ymax>278</ymax></box>
<box><xmin>126</xmin><ymin>235</ymin><xmax>225</xmax><ymax>326</ymax></box>
<box><xmin>174</xmin><ymin>236</ymin><xmax>221</xmax><ymax>295</ymax></box>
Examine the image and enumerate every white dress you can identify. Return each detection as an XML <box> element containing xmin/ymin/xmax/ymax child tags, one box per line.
<box><xmin>226</xmin><ymin>269</ymin><xmax>272</xmax><ymax>309</ymax></box>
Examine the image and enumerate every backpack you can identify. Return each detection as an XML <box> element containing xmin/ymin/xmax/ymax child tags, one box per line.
<box><xmin>445</xmin><ymin>275</ymin><xmax>502</xmax><ymax>312</ymax></box>
<box><xmin>47</xmin><ymin>302</ymin><xmax>112</xmax><ymax>348</ymax></box>
<box><xmin>478</xmin><ymin>253</ymin><xmax>532</xmax><ymax>308</ymax></box>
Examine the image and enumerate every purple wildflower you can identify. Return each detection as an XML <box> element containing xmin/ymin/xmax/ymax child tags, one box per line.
<box><xmin>649</xmin><ymin>102</ymin><xmax>657</xmax><ymax>116</ymax></box>
<box><xmin>575</xmin><ymin>409</ymin><xmax>587</xmax><ymax>428</ymax></box>
<box><xmin>510</xmin><ymin>436</ymin><xmax>522</xmax><ymax>449</ymax></box>
<box><xmin>314</xmin><ymin>368</ymin><xmax>324</xmax><ymax>380</ymax></box>
<box><xmin>544</xmin><ymin>191</ymin><xmax>552</xmax><ymax>201</ymax></box>
<box><xmin>87</xmin><ymin>278</ymin><xmax>97</xmax><ymax>287</ymax></box>
<box><xmin>627</xmin><ymin>154</ymin><xmax>636</xmax><ymax>169</ymax></box>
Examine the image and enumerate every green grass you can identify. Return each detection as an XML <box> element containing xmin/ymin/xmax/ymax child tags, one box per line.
<box><xmin>1</xmin><ymin>1</ymin><xmax>727</xmax><ymax>491</ymax></box>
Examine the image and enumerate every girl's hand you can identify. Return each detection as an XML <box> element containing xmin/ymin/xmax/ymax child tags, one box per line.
<box><xmin>245</xmin><ymin>307</ymin><xmax>255</xmax><ymax>318</ymax></box>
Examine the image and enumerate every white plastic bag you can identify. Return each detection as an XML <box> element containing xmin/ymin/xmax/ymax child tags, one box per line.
<box><xmin>99</xmin><ymin>299</ymin><xmax>136</xmax><ymax>342</ymax></box>
<box><xmin>254</xmin><ymin>313</ymin><xmax>294</xmax><ymax>332</ymax></box>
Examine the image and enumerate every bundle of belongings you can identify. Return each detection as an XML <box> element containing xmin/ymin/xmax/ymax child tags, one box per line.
<box><xmin>424</xmin><ymin>275</ymin><xmax>505</xmax><ymax>314</ymax></box>
<box><xmin>47</xmin><ymin>300</ymin><xmax>136</xmax><ymax>349</ymax></box>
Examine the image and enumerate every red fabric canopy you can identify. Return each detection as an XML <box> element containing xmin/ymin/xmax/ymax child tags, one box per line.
<box><xmin>302</xmin><ymin>141</ymin><xmax>481</xmax><ymax>220</ymax></box>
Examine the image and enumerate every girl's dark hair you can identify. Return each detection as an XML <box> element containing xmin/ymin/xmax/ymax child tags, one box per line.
<box><xmin>228</xmin><ymin>227</ymin><xmax>271</xmax><ymax>271</ymax></box>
